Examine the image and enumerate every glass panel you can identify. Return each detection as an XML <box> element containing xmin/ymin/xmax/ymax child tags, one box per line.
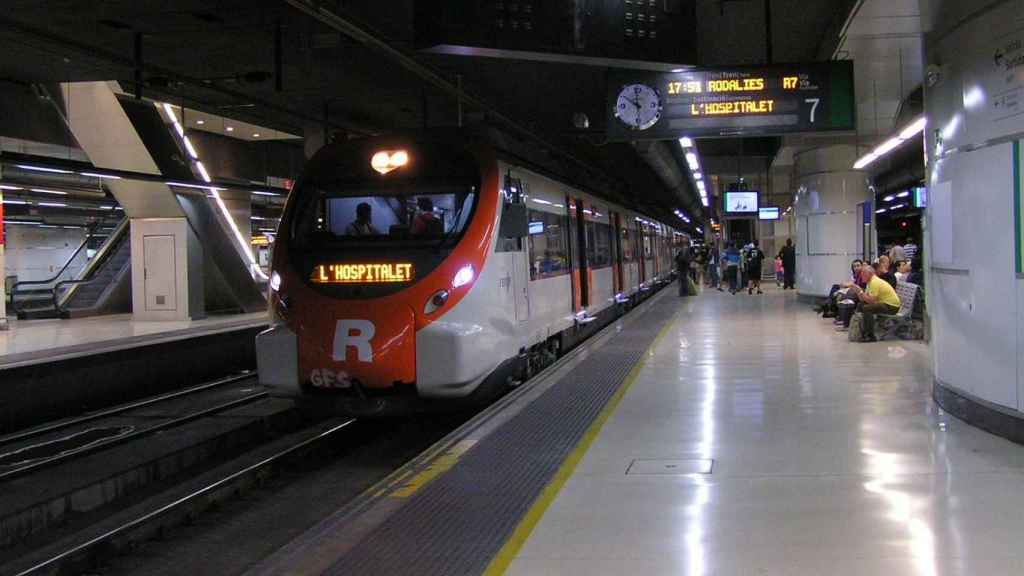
<box><xmin>527</xmin><ymin>209</ymin><xmax>569</xmax><ymax>280</ymax></box>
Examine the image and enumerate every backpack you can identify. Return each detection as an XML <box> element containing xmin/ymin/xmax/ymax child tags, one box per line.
<box><xmin>848</xmin><ymin>312</ymin><xmax>865</xmax><ymax>342</ymax></box>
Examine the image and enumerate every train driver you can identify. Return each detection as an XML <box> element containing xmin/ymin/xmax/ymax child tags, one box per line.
<box><xmin>344</xmin><ymin>202</ymin><xmax>381</xmax><ymax>236</ymax></box>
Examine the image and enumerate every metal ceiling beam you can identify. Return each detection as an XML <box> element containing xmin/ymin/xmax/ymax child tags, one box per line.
<box><xmin>281</xmin><ymin>0</ymin><xmax>641</xmax><ymax>203</ymax></box>
<box><xmin>0</xmin><ymin>14</ymin><xmax>372</xmax><ymax>136</ymax></box>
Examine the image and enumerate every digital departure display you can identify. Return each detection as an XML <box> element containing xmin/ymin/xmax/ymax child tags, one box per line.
<box><xmin>607</xmin><ymin>61</ymin><xmax>855</xmax><ymax>140</ymax></box>
<box><xmin>311</xmin><ymin>263</ymin><xmax>415</xmax><ymax>284</ymax></box>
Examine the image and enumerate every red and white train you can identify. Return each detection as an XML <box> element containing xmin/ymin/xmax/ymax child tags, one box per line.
<box><xmin>257</xmin><ymin>132</ymin><xmax>682</xmax><ymax>415</ymax></box>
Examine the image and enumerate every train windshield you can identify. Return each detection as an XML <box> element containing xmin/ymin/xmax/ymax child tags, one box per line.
<box><xmin>291</xmin><ymin>184</ymin><xmax>477</xmax><ymax>249</ymax></box>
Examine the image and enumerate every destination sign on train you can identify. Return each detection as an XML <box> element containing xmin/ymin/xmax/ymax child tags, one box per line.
<box><xmin>606</xmin><ymin>61</ymin><xmax>855</xmax><ymax>140</ymax></box>
<box><xmin>311</xmin><ymin>263</ymin><xmax>415</xmax><ymax>284</ymax></box>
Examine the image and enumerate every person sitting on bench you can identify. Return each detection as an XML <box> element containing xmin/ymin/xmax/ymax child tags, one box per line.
<box><xmin>852</xmin><ymin>265</ymin><xmax>901</xmax><ymax>342</ymax></box>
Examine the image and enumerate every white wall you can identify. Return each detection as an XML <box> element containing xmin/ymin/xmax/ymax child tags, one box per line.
<box><xmin>2</xmin><ymin>225</ymin><xmax>87</xmax><ymax>283</ymax></box>
<box><xmin>924</xmin><ymin>0</ymin><xmax>1024</xmax><ymax>411</ymax></box>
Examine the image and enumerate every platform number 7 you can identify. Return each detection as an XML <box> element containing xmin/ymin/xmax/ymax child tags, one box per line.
<box><xmin>806</xmin><ymin>98</ymin><xmax>820</xmax><ymax>123</ymax></box>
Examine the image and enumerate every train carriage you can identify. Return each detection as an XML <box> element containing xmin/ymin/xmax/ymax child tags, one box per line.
<box><xmin>257</xmin><ymin>132</ymin><xmax>684</xmax><ymax>415</ymax></box>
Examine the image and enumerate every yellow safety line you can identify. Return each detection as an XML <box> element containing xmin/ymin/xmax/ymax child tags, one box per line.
<box><xmin>483</xmin><ymin>308</ymin><xmax>681</xmax><ymax>576</ymax></box>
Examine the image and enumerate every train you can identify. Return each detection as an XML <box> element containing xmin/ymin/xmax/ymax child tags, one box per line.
<box><xmin>256</xmin><ymin>131</ymin><xmax>685</xmax><ymax>415</ymax></box>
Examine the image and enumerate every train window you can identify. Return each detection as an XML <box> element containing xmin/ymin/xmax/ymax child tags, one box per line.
<box><xmin>527</xmin><ymin>208</ymin><xmax>569</xmax><ymax>280</ymax></box>
<box><xmin>292</xmin><ymin>186</ymin><xmax>476</xmax><ymax>248</ymax></box>
<box><xmin>586</xmin><ymin>220</ymin><xmax>613</xmax><ymax>269</ymax></box>
<box><xmin>621</xmin><ymin>227</ymin><xmax>633</xmax><ymax>261</ymax></box>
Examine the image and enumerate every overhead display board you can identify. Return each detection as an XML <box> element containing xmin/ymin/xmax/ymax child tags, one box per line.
<box><xmin>606</xmin><ymin>61</ymin><xmax>855</xmax><ymax>141</ymax></box>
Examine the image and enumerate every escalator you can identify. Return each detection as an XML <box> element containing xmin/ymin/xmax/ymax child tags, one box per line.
<box><xmin>12</xmin><ymin>220</ymin><xmax>132</xmax><ymax>320</ymax></box>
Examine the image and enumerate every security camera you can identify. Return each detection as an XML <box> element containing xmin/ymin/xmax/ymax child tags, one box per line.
<box><xmin>926</xmin><ymin>64</ymin><xmax>943</xmax><ymax>88</ymax></box>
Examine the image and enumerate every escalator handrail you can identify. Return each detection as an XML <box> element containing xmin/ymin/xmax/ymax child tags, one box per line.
<box><xmin>10</xmin><ymin>230</ymin><xmax>94</xmax><ymax>315</ymax></box>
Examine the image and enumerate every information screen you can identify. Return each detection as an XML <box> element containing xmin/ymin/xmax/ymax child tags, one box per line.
<box><xmin>725</xmin><ymin>192</ymin><xmax>759</xmax><ymax>214</ymax></box>
<box><xmin>759</xmin><ymin>207</ymin><xmax>780</xmax><ymax>220</ymax></box>
<box><xmin>311</xmin><ymin>263</ymin><xmax>415</xmax><ymax>284</ymax></box>
<box><xmin>607</xmin><ymin>61</ymin><xmax>855</xmax><ymax>140</ymax></box>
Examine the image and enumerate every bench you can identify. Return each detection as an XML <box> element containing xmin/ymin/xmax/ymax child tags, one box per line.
<box><xmin>875</xmin><ymin>281</ymin><xmax>920</xmax><ymax>340</ymax></box>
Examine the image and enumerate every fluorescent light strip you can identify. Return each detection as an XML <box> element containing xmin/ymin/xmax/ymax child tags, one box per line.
<box><xmin>79</xmin><ymin>172</ymin><xmax>122</xmax><ymax>180</ymax></box>
<box><xmin>3</xmin><ymin>199</ymin><xmax>28</xmax><ymax>205</ymax></box>
<box><xmin>17</xmin><ymin>164</ymin><xmax>72</xmax><ymax>174</ymax></box>
<box><xmin>30</xmin><ymin>188</ymin><xmax>68</xmax><ymax>195</ymax></box>
<box><xmin>162</xmin><ymin>102</ymin><xmax>180</xmax><ymax>124</ymax></box>
<box><xmin>166</xmin><ymin>181</ymin><xmax>226</xmax><ymax>191</ymax></box>
<box><xmin>0</xmin><ymin>184</ymin><xmax>23</xmax><ymax>191</ymax></box>
<box><xmin>37</xmin><ymin>202</ymin><xmax>67</xmax><ymax>207</ymax></box>
<box><xmin>182</xmin><ymin>136</ymin><xmax>199</xmax><ymax>159</ymax></box>
<box><xmin>159</xmin><ymin>103</ymin><xmax>267</xmax><ymax>280</ymax></box>
<box><xmin>251</xmin><ymin>190</ymin><xmax>281</xmax><ymax>197</ymax></box>
<box><xmin>853</xmin><ymin>115</ymin><xmax>927</xmax><ymax>170</ymax></box>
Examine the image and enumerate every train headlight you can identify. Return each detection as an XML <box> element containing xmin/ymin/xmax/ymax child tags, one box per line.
<box><xmin>371</xmin><ymin>150</ymin><xmax>409</xmax><ymax>174</ymax></box>
<box><xmin>424</xmin><ymin>289</ymin><xmax>449</xmax><ymax>315</ymax></box>
<box><xmin>270</xmin><ymin>271</ymin><xmax>281</xmax><ymax>292</ymax></box>
<box><xmin>452</xmin><ymin>265</ymin><xmax>474</xmax><ymax>288</ymax></box>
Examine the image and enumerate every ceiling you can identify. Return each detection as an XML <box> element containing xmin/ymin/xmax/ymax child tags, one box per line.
<box><xmin>0</xmin><ymin>0</ymin><xmax>862</xmax><ymax>226</ymax></box>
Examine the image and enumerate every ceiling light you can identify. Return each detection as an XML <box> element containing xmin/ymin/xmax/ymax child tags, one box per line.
<box><xmin>694</xmin><ymin>172</ymin><xmax>702</xmax><ymax>180</ymax></box>
<box><xmin>17</xmin><ymin>164</ymin><xmax>72</xmax><ymax>174</ymax></box>
<box><xmin>679</xmin><ymin>137</ymin><xmax>694</xmax><ymax>148</ymax></box>
<box><xmin>671</xmin><ymin>68</ymin><xmax>686</xmax><ymax>73</ymax></box>
<box><xmin>30</xmin><ymin>188</ymin><xmax>68</xmax><ymax>195</ymax></box>
<box><xmin>225</xmin><ymin>126</ymin><xmax>235</xmax><ymax>132</ymax></box>
<box><xmin>876</xmin><ymin>208</ymin><xmax>888</xmax><ymax>213</ymax></box>
<box><xmin>196</xmin><ymin>119</ymin><xmax>205</xmax><ymax>125</ymax></box>
<box><xmin>852</xmin><ymin>115</ymin><xmax>926</xmax><ymax>170</ymax></box>
<box><xmin>2</xmin><ymin>199</ymin><xmax>28</xmax><ymax>205</ymax></box>
<box><xmin>896</xmin><ymin>191</ymin><xmax>910</xmax><ymax>198</ymax></box>
<box><xmin>251</xmin><ymin>190</ymin><xmax>281</xmax><ymax>197</ymax></box>
<box><xmin>891</xmin><ymin>203</ymin><xmax>907</xmax><ymax>210</ymax></box>
<box><xmin>79</xmin><ymin>172</ymin><xmax>122</xmax><ymax>179</ymax></box>
<box><xmin>37</xmin><ymin>202</ymin><xmax>68</xmax><ymax>207</ymax></box>
<box><xmin>899</xmin><ymin>116</ymin><xmax>928</xmax><ymax>139</ymax></box>
<box><xmin>0</xmin><ymin>184</ymin><xmax>23</xmax><ymax>190</ymax></box>
<box><xmin>883</xmin><ymin>195</ymin><xmax>895</xmax><ymax>202</ymax></box>
<box><xmin>252</xmin><ymin>133</ymin><xmax>261</xmax><ymax>138</ymax></box>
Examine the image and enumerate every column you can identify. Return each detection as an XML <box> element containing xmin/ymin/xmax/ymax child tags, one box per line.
<box><xmin>923</xmin><ymin>0</ymin><xmax>1024</xmax><ymax>430</ymax></box>
<box><xmin>793</xmin><ymin>144</ymin><xmax>871</xmax><ymax>297</ymax></box>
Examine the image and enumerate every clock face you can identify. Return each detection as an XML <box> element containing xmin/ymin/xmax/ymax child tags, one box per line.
<box><xmin>615</xmin><ymin>84</ymin><xmax>662</xmax><ymax>130</ymax></box>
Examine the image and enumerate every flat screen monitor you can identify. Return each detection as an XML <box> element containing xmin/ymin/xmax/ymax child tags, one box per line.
<box><xmin>913</xmin><ymin>186</ymin><xmax>927</xmax><ymax>208</ymax></box>
<box><xmin>725</xmin><ymin>191</ymin><xmax>759</xmax><ymax>214</ymax></box>
<box><xmin>759</xmin><ymin>207</ymin><xmax>780</xmax><ymax>220</ymax></box>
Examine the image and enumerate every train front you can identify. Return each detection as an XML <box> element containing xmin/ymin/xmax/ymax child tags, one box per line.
<box><xmin>256</xmin><ymin>136</ymin><xmax>498</xmax><ymax>415</ymax></box>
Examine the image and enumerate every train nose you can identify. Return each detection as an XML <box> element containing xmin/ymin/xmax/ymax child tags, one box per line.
<box><xmin>298</xmin><ymin>305</ymin><xmax>417</xmax><ymax>390</ymax></box>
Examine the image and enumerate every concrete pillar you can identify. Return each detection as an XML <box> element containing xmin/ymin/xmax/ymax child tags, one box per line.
<box><xmin>793</xmin><ymin>145</ymin><xmax>871</xmax><ymax>297</ymax></box>
<box><xmin>922</xmin><ymin>0</ymin><xmax>1024</xmax><ymax>419</ymax></box>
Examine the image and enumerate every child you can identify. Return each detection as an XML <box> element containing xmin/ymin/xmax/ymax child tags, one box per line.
<box><xmin>774</xmin><ymin>256</ymin><xmax>784</xmax><ymax>287</ymax></box>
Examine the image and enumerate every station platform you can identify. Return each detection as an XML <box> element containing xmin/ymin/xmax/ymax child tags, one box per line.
<box><xmin>0</xmin><ymin>312</ymin><xmax>268</xmax><ymax>369</ymax></box>
<box><xmin>251</xmin><ymin>285</ymin><xmax>1024</xmax><ymax>575</ymax></box>
<box><xmin>0</xmin><ymin>312</ymin><xmax>269</xmax><ymax>434</ymax></box>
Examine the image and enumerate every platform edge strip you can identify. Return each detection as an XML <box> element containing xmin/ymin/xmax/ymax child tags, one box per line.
<box><xmin>482</xmin><ymin>307</ymin><xmax>681</xmax><ymax>576</ymax></box>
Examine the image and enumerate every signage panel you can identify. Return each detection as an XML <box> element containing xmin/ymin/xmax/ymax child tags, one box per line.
<box><xmin>607</xmin><ymin>61</ymin><xmax>856</xmax><ymax>140</ymax></box>
<box><xmin>311</xmin><ymin>263</ymin><xmax>415</xmax><ymax>284</ymax></box>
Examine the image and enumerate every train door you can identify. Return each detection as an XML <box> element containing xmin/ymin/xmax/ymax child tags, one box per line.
<box><xmin>636</xmin><ymin>220</ymin><xmax>646</xmax><ymax>284</ymax></box>
<box><xmin>503</xmin><ymin>173</ymin><xmax>530</xmax><ymax>323</ymax></box>
<box><xmin>566</xmin><ymin>195</ymin><xmax>581</xmax><ymax>311</ymax></box>
<box><xmin>611</xmin><ymin>212</ymin><xmax>623</xmax><ymax>295</ymax></box>
<box><xmin>574</xmin><ymin>197</ymin><xmax>591</xmax><ymax>308</ymax></box>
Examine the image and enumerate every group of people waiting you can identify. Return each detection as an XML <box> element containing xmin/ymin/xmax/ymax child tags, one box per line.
<box><xmin>824</xmin><ymin>241</ymin><xmax>920</xmax><ymax>341</ymax></box>
<box><xmin>703</xmin><ymin>238</ymin><xmax>796</xmax><ymax>295</ymax></box>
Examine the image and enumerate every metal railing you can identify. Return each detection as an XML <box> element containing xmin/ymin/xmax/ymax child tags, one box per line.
<box><xmin>54</xmin><ymin>218</ymin><xmax>131</xmax><ymax>315</ymax></box>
